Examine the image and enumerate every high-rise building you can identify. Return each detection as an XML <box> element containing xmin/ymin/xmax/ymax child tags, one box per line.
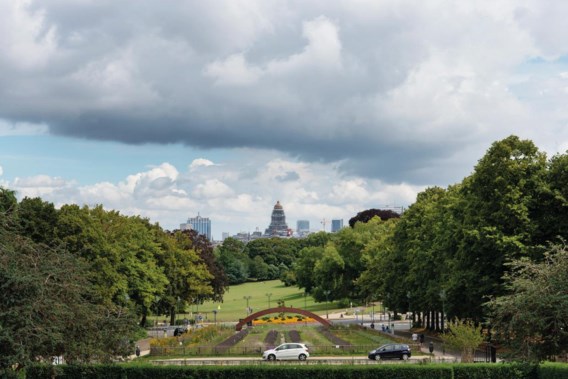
<box><xmin>331</xmin><ymin>219</ymin><xmax>344</xmax><ymax>232</ymax></box>
<box><xmin>180</xmin><ymin>213</ymin><xmax>212</xmax><ymax>241</ymax></box>
<box><xmin>297</xmin><ymin>220</ymin><xmax>310</xmax><ymax>234</ymax></box>
<box><xmin>265</xmin><ymin>201</ymin><xmax>290</xmax><ymax>236</ymax></box>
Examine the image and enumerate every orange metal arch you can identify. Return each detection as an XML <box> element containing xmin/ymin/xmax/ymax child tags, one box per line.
<box><xmin>235</xmin><ymin>306</ymin><xmax>332</xmax><ymax>331</ymax></box>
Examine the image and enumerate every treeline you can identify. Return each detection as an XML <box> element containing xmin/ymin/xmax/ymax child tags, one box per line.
<box><xmin>0</xmin><ymin>193</ymin><xmax>227</xmax><ymax>371</ymax></box>
<box><xmin>286</xmin><ymin>136</ymin><xmax>568</xmax><ymax>333</ymax></box>
<box><xmin>215</xmin><ymin>232</ymin><xmax>331</xmax><ymax>285</ymax></box>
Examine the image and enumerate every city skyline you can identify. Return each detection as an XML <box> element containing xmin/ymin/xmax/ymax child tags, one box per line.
<box><xmin>2</xmin><ymin>2</ymin><xmax>568</xmax><ymax>240</ymax></box>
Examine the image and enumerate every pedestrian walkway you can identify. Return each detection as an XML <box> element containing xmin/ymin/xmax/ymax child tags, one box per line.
<box><xmin>392</xmin><ymin>327</ymin><xmax>459</xmax><ymax>362</ymax></box>
<box><xmin>129</xmin><ymin>338</ymin><xmax>152</xmax><ymax>360</ymax></box>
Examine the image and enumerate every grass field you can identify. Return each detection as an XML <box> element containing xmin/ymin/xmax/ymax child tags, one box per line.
<box><xmin>190</xmin><ymin>280</ymin><xmax>342</xmax><ymax>322</ymax></box>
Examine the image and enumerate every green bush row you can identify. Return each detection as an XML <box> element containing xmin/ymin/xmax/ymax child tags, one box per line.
<box><xmin>25</xmin><ymin>363</ymin><xmax>568</xmax><ymax>379</ymax></box>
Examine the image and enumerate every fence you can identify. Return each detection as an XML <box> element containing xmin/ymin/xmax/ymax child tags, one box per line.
<box><xmin>150</xmin><ymin>344</ymin><xmax>390</xmax><ymax>357</ymax></box>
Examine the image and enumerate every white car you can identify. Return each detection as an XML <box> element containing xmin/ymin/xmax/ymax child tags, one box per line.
<box><xmin>263</xmin><ymin>343</ymin><xmax>310</xmax><ymax>361</ymax></box>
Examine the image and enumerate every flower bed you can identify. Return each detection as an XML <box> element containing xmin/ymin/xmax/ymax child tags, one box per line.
<box><xmin>253</xmin><ymin>315</ymin><xmax>315</xmax><ymax>325</ymax></box>
<box><xmin>263</xmin><ymin>329</ymin><xmax>279</xmax><ymax>349</ymax></box>
<box><xmin>288</xmin><ymin>329</ymin><xmax>301</xmax><ymax>343</ymax></box>
<box><xmin>215</xmin><ymin>329</ymin><xmax>250</xmax><ymax>353</ymax></box>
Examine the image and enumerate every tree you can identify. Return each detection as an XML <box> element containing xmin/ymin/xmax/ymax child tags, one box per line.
<box><xmin>172</xmin><ymin>229</ymin><xmax>228</xmax><ymax>302</ymax></box>
<box><xmin>449</xmin><ymin>136</ymin><xmax>548</xmax><ymax>320</ymax></box>
<box><xmin>215</xmin><ymin>238</ymin><xmax>249</xmax><ymax>284</ymax></box>
<box><xmin>16</xmin><ymin>197</ymin><xmax>59</xmax><ymax>246</ymax></box>
<box><xmin>293</xmin><ymin>246</ymin><xmax>325</xmax><ymax>293</ymax></box>
<box><xmin>349</xmin><ymin>208</ymin><xmax>401</xmax><ymax>228</ymax></box>
<box><xmin>439</xmin><ymin>319</ymin><xmax>485</xmax><ymax>363</ymax></box>
<box><xmin>155</xmin><ymin>230</ymin><xmax>213</xmax><ymax>326</ymax></box>
<box><xmin>56</xmin><ymin>205</ymin><xmax>168</xmax><ymax>322</ymax></box>
<box><xmin>0</xmin><ymin>218</ymin><xmax>138</xmax><ymax>374</ymax></box>
<box><xmin>486</xmin><ymin>244</ymin><xmax>568</xmax><ymax>362</ymax></box>
<box><xmin>0</xmin><ymin>187</ymin><xmax>17</xmax><ymax>216</ymax></box>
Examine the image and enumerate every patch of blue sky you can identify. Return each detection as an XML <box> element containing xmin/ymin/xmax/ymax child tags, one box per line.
<box><xmin>0</xmin><ymin>134</ymin><xmax>232</xmax><ymax>184</ymax></box>
<box><xmin>508</xmin><ymin>54</ymin><xmax>568</xmax><ymax>101</ymax></box>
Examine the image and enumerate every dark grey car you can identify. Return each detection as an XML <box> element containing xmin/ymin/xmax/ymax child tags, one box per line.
<box><xmin>368</xmin><ymin>344</ymin><xmax>411</xmax><ymax>360</ymax></box>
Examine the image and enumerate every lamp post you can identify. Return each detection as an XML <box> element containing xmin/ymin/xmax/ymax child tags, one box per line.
<box><xmin>406</xmin><ymin>291</ymin><xmax>412</xmax><ymax>329</ymax></box>
<box><xmin>243</xmin><ymin>296</ymin><xmax>252</xmax><ymax>314</ymax></box>
<box><xmin>212</xmin><ymin>309</ymin><xmax>217</xmax><ymax>325</ymax></box>
<box><xmin>323</xmin><ymin>290</ymin><xmax>331</xmax><ymax>319</ymax></box>
<box><xmin>265</xmin><ymin>293</ymin><xmax>272</xmax><ymax>309</ymax></box>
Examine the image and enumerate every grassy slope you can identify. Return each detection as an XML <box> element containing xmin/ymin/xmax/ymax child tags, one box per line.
<box><xmin>195</xmin><ymin>280</ymin><xmax>340</xmax><ymax>322</ymax></box>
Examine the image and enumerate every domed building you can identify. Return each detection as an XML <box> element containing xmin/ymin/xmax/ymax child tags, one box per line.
<box><xmin>264</xmin><ymin>201</ymin><xmax>290</xmax><ymax>237</ymax></box>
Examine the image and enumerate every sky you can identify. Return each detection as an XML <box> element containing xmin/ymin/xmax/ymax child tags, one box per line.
<box><xmin>1</xmin><ymin>0</ymin><xmax>568</xmax><ymax>240</ymax></box>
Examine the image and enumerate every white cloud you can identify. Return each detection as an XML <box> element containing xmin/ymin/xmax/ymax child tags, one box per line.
<box><xmin>4</xmin><ymin>155</ymin><xmax>423</xmax><ymax>239</ymax></box>
<box><xmin>189</xmin><ymin>158</ymin><xmax>216</xmax><ymax>170</ymax></box>
<box><xmin>192</xmin><ymin>179</ymin><xmax>234</xmax><ymax>199</ymax></box>
<box><xmin>0</xmin><ymin>0</ymin><xmax>58</xmax><ymax>70</ymax></box>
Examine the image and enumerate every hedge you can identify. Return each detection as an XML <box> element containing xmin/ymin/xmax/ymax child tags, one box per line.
<box><xmin>27</xmin><ymin>365</ymin><xmax>452</xmax><ymax>379</ymax></box>
<box><xmin>25</xmin><ymin>363</ymin><xmax>568</xmax><ymax>379</ymax></box>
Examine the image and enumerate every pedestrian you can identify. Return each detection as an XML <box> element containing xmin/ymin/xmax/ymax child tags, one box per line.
<box><xmin>135</xmin><ymin>345</ymin><xmax>140</xmax><ymax>357</ymax></box>
<box><xmin>412</xmin><ymin>332</ymin><xmax>418</xmax><ymax>343</ymax></box>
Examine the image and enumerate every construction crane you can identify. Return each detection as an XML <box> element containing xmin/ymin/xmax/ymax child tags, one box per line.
<box><xmin>321</xmin><ymin>218</ymin><xmax>327</xmax><ymax>232</ymax></box>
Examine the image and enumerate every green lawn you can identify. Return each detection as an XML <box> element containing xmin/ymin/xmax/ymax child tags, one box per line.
<box><xmin>190</xmin><ymin>280</ymin><xmax>341</xmax><ymax>322</ymax></box>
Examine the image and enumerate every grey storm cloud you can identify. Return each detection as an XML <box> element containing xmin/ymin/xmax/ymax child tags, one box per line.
<box><xmin>2</xmin><ymin>1</ymin><xmax>568</xmax><ymax>185</ymax></box>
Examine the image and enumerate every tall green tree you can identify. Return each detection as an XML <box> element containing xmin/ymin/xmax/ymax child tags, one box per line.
<box><xmin>56</xmin><ymin>205</ymin><xmax>168</xmax><ymax>321</ymax></box>
<box><xmin>172</xmin><ymin>229</ymin><xmax>228</xmax><ymax>302</ymax></box>
<box><xmin>450</xmin><ymin>136</ymin><xmax>548</xmax><ymax>319</ymax></box>
<box><xmin>155</xmin><ymin>230</ymin><xmax>213</xmax><ymax>325</ymax></box>
<box><xmin>0</xmin><ymin>218</ymin><xmax>138</xmax><ymax>374</ymax></box>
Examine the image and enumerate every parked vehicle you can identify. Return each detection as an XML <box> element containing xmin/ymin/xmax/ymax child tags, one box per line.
<box><xmin>173</xmin><ymin>327</ymin><xmax>188</xmax><ymax>336</ymax></box>
<box><xmin>263</xmin><ymin>343</ymin><xmax>310</xmax><ymax>361</ymax></box>
<box><xmin>368</xmin><ymin>344</ymin><xmax>411</xmax><ymax>360</ymax></box>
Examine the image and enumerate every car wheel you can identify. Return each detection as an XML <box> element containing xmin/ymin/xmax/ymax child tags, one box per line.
<box><xmin>402</xmin><ymin>354</ymin><xmax>409</xmax><ymax>361</ymax></box>
<box><xmin>375</xmin><ymin>354</ymin><xmax>381</xmax><ymax>361</ymax></box>
<box><xmin>298</xmin><ymin>354</ymin><xmax>307</xmax><ymax>361</ymax></box>
<box><xmin>267</xmin><ymin>354</ymin><xmax>276</xmax><ymax>361</ymax></box>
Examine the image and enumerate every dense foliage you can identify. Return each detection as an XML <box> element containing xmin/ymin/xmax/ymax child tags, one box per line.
<box><xmin>486</xmin><ymin>244</ymin><xmax>568</xmax><ymax>361</ymax></box>
<box><xmin>289</xmin><ymin>136</ymin><xmax>568</xmax><ymax>359</ymax></box>
<box><xmin>0</xmin><ymin>190</ymin><xmax>227</xmax><ymax>373</ymax></box>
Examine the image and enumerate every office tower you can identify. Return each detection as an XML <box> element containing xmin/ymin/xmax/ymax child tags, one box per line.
<box><xmin>180</xmin><ymin>213</ymin><xmax>212</xmax><ymax>241</ymax></box>
<box><xmin>297</xmin><ymin>220</ymin><xmax>310</xmax><ymax>234</ymax></box>
<box><xmin>331</xmin><ymin>219</ymin><xmax>344</xmax><ymax>233</ymax></box>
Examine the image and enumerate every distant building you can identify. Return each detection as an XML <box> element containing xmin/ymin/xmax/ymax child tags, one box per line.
<box><xmin>265</xmin><ymin>201</ymin><xmax>290</xmax><ymax>237</ymax></box>
<box><xmin>221</xmin><ymin>232</ymin><xmax>230</xmax><ymax>241</ymax></box>
<box><xmin>331</xmin><ymin>219</ymin><xmax>344</xmax><ymax>233</ymax></box>
<box><xmin>180</xmin><ymin>213</ymin><xmax>212</xmax><ymax>241</ymax></box>
<box><xmin>297</xmin><ymin>220</ymin><xmax>310</xmax><ymax>234</ymax></box>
